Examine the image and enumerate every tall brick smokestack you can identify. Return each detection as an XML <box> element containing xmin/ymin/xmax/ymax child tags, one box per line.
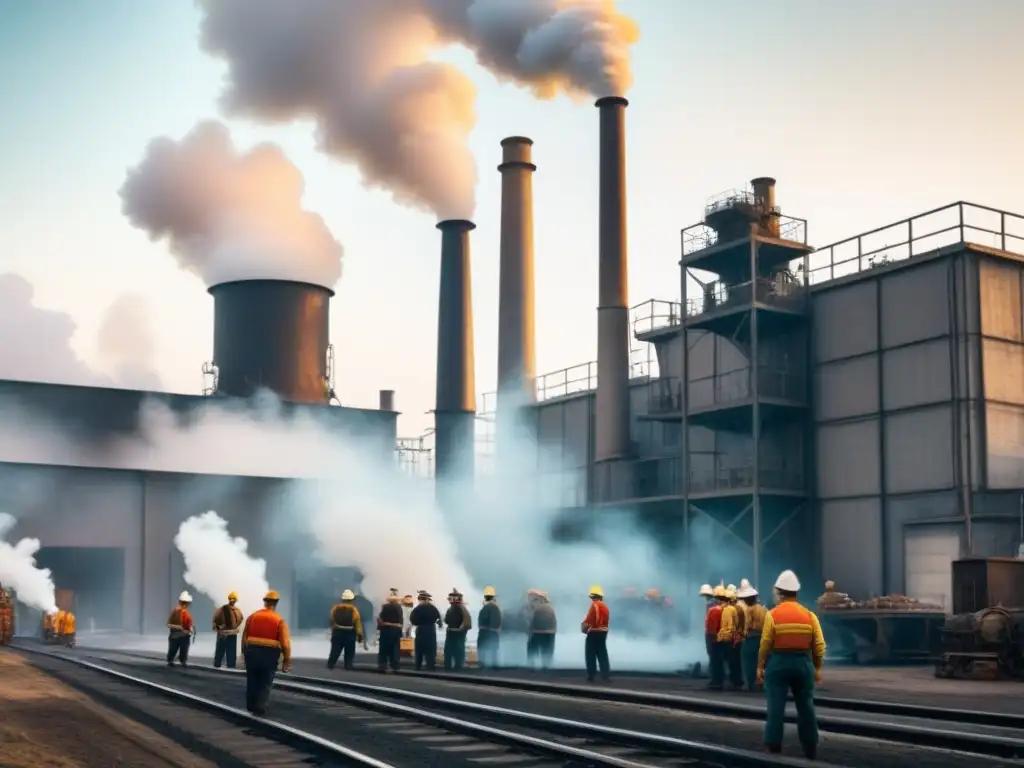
<box><xmin>595</xmin><ymin>96</ymin><xmax>631</xmax><ymax>462</ymax></box>
<box><xmin>434</xmin><ymin>219</ymin><xmax>476</xmax><ymax>496</ymax></box>
<box><xmin>496</xmin><ymin>136</ymin><xmax>537</xmax><ymax>450</ymax></box>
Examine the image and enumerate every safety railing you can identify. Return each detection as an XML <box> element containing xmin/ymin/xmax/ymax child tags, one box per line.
<box><xmin>682</xmin><ymin>216</ymin><xmax>809</xmax><ymax>256</ymax></box>
<box><xmin>684</xmin><ymin>275</ymin><xmax>806</xmax><ymax>317</ymax></box>
<box><xmin>805</xmin><ymin>201</ymin><xmax>1024</xmax><ymax>286</ymax></box>
<box><xmin>647</xmin><ymin>376</ymin><xmax>683</xmax><ymax>415</ymax></box>
<box><xmin>631</xmin><ymin>298</ymin><xmax>682</xmax><ymax>336</ymax></box>
<box><xmin>592</xmin><ymin>456</ymin><xmax>682</xmax><ymax>504</ymax></box>
<box><xmin>688</xmin><ymin>366</ymin><xmax>806</xmax><ymax>410</ymax></box>
<box><xmin>687</xmin><ymin>464</ymin><xmax>805</xmax><ymax>494</ymax></box>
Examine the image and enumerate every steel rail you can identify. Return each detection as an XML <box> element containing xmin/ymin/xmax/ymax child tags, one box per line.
<box><xmin>79</xmin><ymin>649</ymin><xmax>828</xmax><ymax>768</ymax></box>
<box><xmin>14</xmin><ymin>646</ymin><xmax>396</xmax><ymax>768</ymax></box>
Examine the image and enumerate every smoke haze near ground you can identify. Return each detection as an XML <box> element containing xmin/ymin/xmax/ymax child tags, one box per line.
<box><xmin>0</xmin><ymin>274</ymin><xmax>162</xmax><ymax>391</ymax></box>
<box><xmin>174</xmin><ymin>511</ymin><xmax>270</xmax><ymax>617</ymax></box>
<box><xmin>119</xmin><ymin>120</ymin><xmax>343</xmax><ymax>289</ymax></box>
<box><xmin>0</xmin><ymin>512</ymin><xmax>57</xmax><ymax>613</ymax></box>
<box><xmin>197</xmin><ymin>0</ymin><xmax>638</xmax><ymax>220</ymax></box>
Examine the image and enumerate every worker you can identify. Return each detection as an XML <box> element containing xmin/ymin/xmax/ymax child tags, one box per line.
<box><xmin>327</xmin><ymin>589</ymin><xmax>364</xmax><ymax>671</ymax></box>
<box><xmin>376</xmin><ymin>588</ymin><xmax>404</xmax><ymax>673</ymax></box>
<box><xmin>166</xmin><ymin>591</ymin><xmax>194</xmax><ymax>667</ymax></box>
<box><xmin>526</xmin><ymin>589</ymin><xmax>557</xmax><ymax>669</ymax></box>
<box><xmin>756</xmin><ymin>570</ymin><xmax>826</xmax><ymax>759</ymax></box>
<box><xmin>409</xmin><ymin>590</ymin><xmax>443</xmax><ymax>670</ymax></box>
<box><xmin>718</xmin><ymin>585</ymin><xmax>745</xmax><ymax>689</ymax></box>
<box><xmin>737</xmin><ymin>578</ymin><xmax>767</xmax><ymax>691</ymax></box>
<box><xmin>241</xmin><ymin>590</ymin><xmax>292</xmax><ymax>717</ymax></box>
<box><xmin>212</xmin><ymin>591</ymin><xmax>244</xmax><ymax>669</ymax></box>
<box><xmin>0</xmin><ymin>583</ymin><xmax>12</xmax><ymax>647</ymax></box>
<box><xmin>706</xmin><ymin>585</ymin><xmax>726</xmax><ymax>689</ymax></box>
<box><xmin>443</xmin><ymin>588</ymin><xmax>472</xmax><ymax>670</ymax></box>
<box><xmin>401</xmin><ymin>594</ymin><xmax>416</xmax><ymax>638</ymax></box>
<box><xmin>581</xmin><ymin>585</ymin><xmax>610</xmax><ymax>682</ymax></box>
<box><xmin>477</xmin><ymin>586</ymin><xmax>502</xmax><ymax>669</ymax></box>
<box><xmin>57</xmin><ymin>607</ymin><xmax>76</xmax><ymax>648</ymax></box>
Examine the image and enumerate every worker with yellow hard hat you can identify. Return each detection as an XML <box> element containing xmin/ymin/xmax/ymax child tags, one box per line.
<box><xmin>241</xmin><ymin>589</ymin><xmax>292</xmax><ymax>716</ymax></box>
<box><xmin>477</xmin><ymin>586</ymin><xmax>502</xmax><ymax>669</ymax></box>
<box><xmin>756</xmin><ymin>570</ymin><xmax>825</xmax><ymax>759</ymax></box>
<box><xmin>581</xmin><ymin>585</ymin><xmax>610</xmax><ymax>682</ymax></box>
<box><xmin>327</xmin><ymin>589</ymin><xmax>364</xmax><ymax>671</ymax></box>
<box><xmin>213</xmin><ymin>591</ymin><xmax>244</xmax><ymax>669</ymax></box>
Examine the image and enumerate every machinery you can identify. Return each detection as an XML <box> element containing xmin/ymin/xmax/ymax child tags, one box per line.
<box><xmin>936</xmin><ymin>558</ymin><xmax>1024</xmax><ymax>680</ymax></box>
<box><xmin>0</xmin><ymin>582</ymin><xmax>14</xmax><ymax>646</ymax></box>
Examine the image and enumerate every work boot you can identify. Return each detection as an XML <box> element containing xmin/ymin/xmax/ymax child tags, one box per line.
<box><xmin>801</xmin><ymin>742</ymin><xmax>817</xmax><ymax>760</ymax></box>
<box><xmin>765</xmin><ymin>744</ymin><xmax>782</xmax><ymax>754</ymax></box>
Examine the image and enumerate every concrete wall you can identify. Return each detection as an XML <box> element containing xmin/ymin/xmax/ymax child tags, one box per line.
<box><xmin>813</xmin><ymin>250</ymin><xmax>982</xmax><ymax>601</ymax></box>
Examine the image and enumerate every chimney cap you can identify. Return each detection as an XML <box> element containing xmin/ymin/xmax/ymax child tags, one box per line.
<box><xmin>500</xmin><ymin>136</ymin><xmax>533</xmax><ymax>147</ymax></box>
<box><xmin>436</xmin><ymin>219</ymin><xmax>476</xmax><ymax>232</ymax></box>
<box><xmin>751</xmin><ymin>176</ymin><xmax>777</xmax><ymax>187</ymax></box>
<box><xmin>207</xmin><ymin>278</ymin><xmax>336</xmax><ymax>298</ymax></box>
<box><xmin>595</xmin><ymin>95</ymin><xmax>629</xmax><ymax>109</ymax></box>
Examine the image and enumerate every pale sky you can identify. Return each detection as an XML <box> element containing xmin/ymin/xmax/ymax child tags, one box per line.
<box><xmin>1</xmin><ymin>1</ymin><xmax>1020</xmax><ymax>437</ymax></box>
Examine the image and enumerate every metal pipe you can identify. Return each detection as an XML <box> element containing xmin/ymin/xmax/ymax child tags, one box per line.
<box><xmin>496</xmin><ymin>136</ymin><xmax>537</xmax><ymax>447</ymax></box>
<box><xmin>434</xmin><ymin>220</ymin><xmax>476</xmax><ymax>495</ymax></box>
<box><xmin>751</xmin><ymin>177</ymin><xmax>779</xmax><ymax>237</ymax></box>
<box><xmin>595</xmin><ymin>96</ymin><xmax>632</xmax><ymax>463</ymax></box>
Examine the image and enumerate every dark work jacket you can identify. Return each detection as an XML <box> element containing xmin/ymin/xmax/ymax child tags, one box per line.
<box><xmin>410</xmin><ymin>603</ymin><xmax>441</xmax><ymax>636</ymax></box>
<box><xmin>529</xmin><ymin>603</ymin><xmax>558</xmax><ymax>634</ymax></box>
<box><xmin>478</xmin><ymin>601</ymin><xmax>502</xmax><ymax>632</ymax></box>
<box><xmin>378</xmin><ymin>601</ymin><xmax>404</xmax><ymax>628</ymax></box>
<box><xmin>444</xmin><ymin>603</ymin><xmax>472</xmax><ymax>632</ymax></box>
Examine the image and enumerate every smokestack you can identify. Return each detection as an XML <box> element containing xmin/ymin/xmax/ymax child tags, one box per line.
<box><xmin>496</xmin><ymin>136</ymin><xmax>537</xmax><ymax>442</ymax></box>
<box><xmin>751</xmin><ymin>176</ymin><xmax>779</xmax><ymax>237</ymax></box>
<box><xmin>379</xmin><ymin>389</ymin><xmax>395</xmax><ymax>412</ymax></box>
<box><xmin>434</xmin><ymin>220</ymin><xmax>476</xmax><ymax>492</ymax></box>
<box><xmin>208</xmin><ymin>279</ymin><xmax>333</xmax><ymax>403</ymax></box>
<box><xmin>595</xmin><ymin>96</ymin><xmax>632</xmax><ymax>462</ymax></box>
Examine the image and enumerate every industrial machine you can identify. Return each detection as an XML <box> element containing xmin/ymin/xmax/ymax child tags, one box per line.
<box><xmin>936</xmin><ymin>558</ymin><xmax>1024</xmax><ymax>680</ymax></box>
<box><xmin>0</xmin><ymin>582</ymin><xmax>14</xmax><ymax>646</ymax></box>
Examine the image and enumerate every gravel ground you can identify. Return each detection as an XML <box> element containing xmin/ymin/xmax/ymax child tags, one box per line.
<box><xmin>92</xmin><ymin>651</ymin><xmax>1015</xmax><ymax>768</ymax></box>
<box><xmin>0</xmin><ymin>649</ymin><xmax>216</xmax><ymax>768</ymax></box>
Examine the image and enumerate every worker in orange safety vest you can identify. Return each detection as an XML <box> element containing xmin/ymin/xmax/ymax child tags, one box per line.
<box><xmin>756</xmin><ymin>570</ymin><xmax>826</xmax><ymax>760</ymax></box>
<box><xmin>241</xmin><ymin>590</ymin><xmax>292</xmax><ymax>716</ymax></box>
<box><xmin>581</xmin><ymin>585</ymin><xmax>610</xmax><ymax>682</ymax></box>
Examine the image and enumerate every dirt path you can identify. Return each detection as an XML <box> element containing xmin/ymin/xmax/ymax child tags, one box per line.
<box><xmin>0</xmin><ymin>650</ymin><xmax>217</xmax><ymax>768</ymax></box>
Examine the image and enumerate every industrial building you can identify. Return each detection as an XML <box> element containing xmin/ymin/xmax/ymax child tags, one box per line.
<box><xmin>1</xmin><ymin>279</ymin><xmax>397</xmax><ymax>634</ymax></box>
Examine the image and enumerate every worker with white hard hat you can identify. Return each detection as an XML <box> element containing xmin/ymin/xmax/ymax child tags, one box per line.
<box><xmin>581</xmin><ymin>585</ymin><xmax>611</xmax><ymax>682</ymax></box>
<box><xmin>212</xmin><ymin>590</ymin><xmax>244</xmax><ymax>669</ymax></box>
<box><xmin>327</xmin><ymin>589</ymin><xmax>364</xmax><ymax>671</ymax></box>
<box><xmin>736</xmin><ymin>579</ymin><xmax>767</xmax><ymax>691</ymax></box>
<box><xmin>756</xmin><ymin>570</ymin><xmax>826</xmax><ymax>759</ymax></box>
<box><xmin>705</xmin><ymin>583</ymin><xmax>727</xmax><ymax>689</ymax></box>
<box><xmin>166</xmin><ymin>591</ymin><xmax>195</xmax><ymax>668</ymax></box>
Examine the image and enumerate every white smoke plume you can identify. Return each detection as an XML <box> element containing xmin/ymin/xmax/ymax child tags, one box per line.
<box><xmin>0</xmin><ymin>512</ymin><xmax>58</xmax><ymax>613</ymax></box>
<box><xmin>0</xmin><ymin>273</ymin><xmax>162</xmax><ymax>391</ymax></box>
<box><xmin>174</xmin><ymin>510</ymin><xmax>270</xmax><ymax>617</ymax></box>
<box><xmin>119</xmin><ymin>120</ymin><xmax>343</xmax><ymax>289</ymax></box>
<box><xmin>197</xmin><ymin>0</ymin><xmax>639</xmax><ymax>219</ymax></box>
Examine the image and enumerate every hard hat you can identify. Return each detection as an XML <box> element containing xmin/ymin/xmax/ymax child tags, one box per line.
<box><xmin>712</xmin><ymin>585</ymin><xmax>726</xmax><ymax>598</ymax></box>
<box><xmin>264</xmin><ymin>590</ymin><xmax>281</xmax><ymax>602</ymax></box>
<box><xmin>774</xmin><ymin>570</ymin><xmax>801</xmax><ymax>592</ymax></box>
<box><xmin>726</xmin><ymin>583</ymin><xmax>736</xmax><ymax>593</ymax></box>
<box><xmin>483</xmin><ymin>586</ymin><xmax>496</xmax><ymax>598</ymax></box>
<box><xmin>699</xmin><ymin>584</ymin><xmax>714</xmax><ymax>597</ymax></box>
<box><xmin>227</xmin><ymin>591</ymin><xmax>238</xmax><ymax>601</ymax></box>
<box><xmin>646</xmin><ymin>588</ymin><xmax>660</xmax><ymax>599</ymax></box>
<box><xmin>724</xmin><ymin>587</ymin><xmax>737</xmax><ymax>600</ymax></box>
<box><xmin>178</xmin><ymin>591</ymin><xmax>193</xmax><ymax>603</ymax></box>
<box><xmin>824</xmin><ymin>580</ymin><xmax>835</xmax><ymax>590</ymax></box>
<box><xmin>735</xmin><ymin>578</ymin><xmax>758</xmax><ymax>599</ymax></box>
<box><xmin>589</xmin><ymin>585</ymin><xmax>604</xmax><ymax>598</ymax></box>
<box><xmin>341</xmin><ymin>589</ymin><xmax>355</xmax><ymax>600</ymax></box>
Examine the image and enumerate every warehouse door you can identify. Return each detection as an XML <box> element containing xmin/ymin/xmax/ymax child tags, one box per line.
<box><xmin>904</xmin><ymin>528</ymin><xmax>960</xmax><ymax>611</ymax></box>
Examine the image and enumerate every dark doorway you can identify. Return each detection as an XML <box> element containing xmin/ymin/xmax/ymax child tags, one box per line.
<box><xmin>36</xmin><ymin>547</ymin><xmax>125</xmax><ymax>631</ymax></box>
<box><xmin>295</xmin><ymin>566</ymin><xmax>364</xmax><ymax>630</ymax></box>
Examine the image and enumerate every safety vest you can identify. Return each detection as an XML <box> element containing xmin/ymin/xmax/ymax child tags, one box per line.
<box><xmin>583</xmin><ymin>601</ymin><xmax>610</xmax><ymax>632</ymax></box>
<box><xmin>331</xmin><ymin>604</ymin><xmax>357</xmax><ymax>629</ymax></box>
<box><xmin>770</xmin><ymin>601</ymin><xmax>814</xmax><ymax>651</ymax></box>
<box><xmin>245</xmin><ymin>609</ymin><xmax>285</xmax><ymax>649</ymax></box>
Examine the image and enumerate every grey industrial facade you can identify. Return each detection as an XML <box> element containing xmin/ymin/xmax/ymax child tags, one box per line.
<box><xmin>0</xmin><ymin>380</ymin><xmax>398</xmax><ymax>633</ymax></box>
<box><xmin>479</xmin><ymin>196</ymin><xmax>1024</xmax><ymax>608</ymax></box>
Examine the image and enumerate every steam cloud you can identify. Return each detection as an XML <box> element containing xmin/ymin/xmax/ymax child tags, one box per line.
<box><xmin>174</xmin><ymin>511</ymin><xmax>270</xmax><ymax>617</ymax></box>
<box><xmin>197</xmin><ymin>0</ymin><xmax>639</xmax><ymax>219</ymax></box>
<box><xmin>0</xmin><ymin>512</ymin><xmax>58</xmax><ymax>613</ymax></box>
<box><xmin>119</xmin><ymin>120</ymin><xmax>343</xmax><ymax>289</ymax></box>
<box><xmin>0</xmin><ymin>274</ymin><xmax>162</xmax><ymax>390</ymax></box>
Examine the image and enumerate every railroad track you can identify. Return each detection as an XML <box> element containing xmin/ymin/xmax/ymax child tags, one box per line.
<box><xmin>43</xmin><ymin>646</ymin><xmax>830</xmax><ymax>767</ymax></box>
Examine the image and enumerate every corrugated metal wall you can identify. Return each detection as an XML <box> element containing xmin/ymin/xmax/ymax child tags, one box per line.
<box><xmin>813</xmin><ymin>253</ymin><xmax>981</xmax><ymax>604</ymax></box>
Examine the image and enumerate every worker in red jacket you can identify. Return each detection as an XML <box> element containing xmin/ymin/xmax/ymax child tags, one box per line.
<box><xmin>166</xmin><ymin>591</ymin><xmax>194</xmax><ymax>667</ymax></box>
<box><xmin>581</xmin><ymin>585</ymin><xmax>610</xmax><ymax>682</ymax></box>
<box><xmin>705</xmin><ymin>585</ymin><xmax>726</xmax><ymax>689</ymax></box>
